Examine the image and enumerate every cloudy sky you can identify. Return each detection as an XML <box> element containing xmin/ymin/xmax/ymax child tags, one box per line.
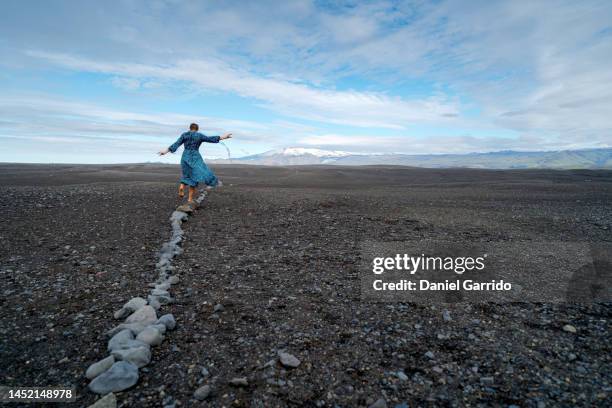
<box><xmin>1</xmin><ymin>0</ymin><xmax>611</xmax><ymax>163</ymax></box>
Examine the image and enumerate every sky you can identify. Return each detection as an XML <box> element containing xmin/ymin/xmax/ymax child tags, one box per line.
<box><xmin>1</xmin><ymin>0</ymin><xmax>611</xmax><ymax>163</ymax></box>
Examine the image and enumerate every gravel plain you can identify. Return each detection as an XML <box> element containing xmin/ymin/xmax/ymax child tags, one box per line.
<box><xmin>0</xmin><ymin>163</ymin><xmax>610</xmax><ymax>407</ymax></box>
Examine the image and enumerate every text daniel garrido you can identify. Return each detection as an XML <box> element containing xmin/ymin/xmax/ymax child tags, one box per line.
<box><xmin>371</xmin><ymin>254</ymin><xmax>512</xmax><ymax>291</ymax></box>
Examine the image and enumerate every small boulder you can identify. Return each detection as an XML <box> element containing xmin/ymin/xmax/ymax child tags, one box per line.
<box><xmin>123</xmin><ymin>297</ymin><xmax>147</xmax><ymax>312</ymax></box>
<box><xmin>86</xmin><ymin>355</ymin><xmax>115</xmax><ymax>380</ymax></box>
<box><xmin>107</xmin><ymin>329</ymin><xmax>134</xmax><ymax>351</ymax></box>
<box><xmin>111</xmin><ymin>346</ymin><xmax>151</xmax><ymax>368</ymax></box>
<box><xmin>87</xmin><ymin>392</ymin><xmax>117</xmax><ymax>408</ymax></box>
<box><xmin>136</xmin><ymin>326</ymin><xmax>164</xmax><ymax>346</ymax></box>
<box><xmin>157</xmin><ymin>314</ymin><xmax>176</xmax><ymax>330</ymax></box>
<box><xmin>125</xmin><ymin>305</ymin><xmax>157</xmax><ymax>326</ymax></box>
<box><xmin>88</xmin><ymin>361</ymin><xmax>139</xmax><ymax>394</ymax></box>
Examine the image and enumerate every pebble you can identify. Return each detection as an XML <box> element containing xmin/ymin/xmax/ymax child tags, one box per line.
<box><xmin>563</xmin><ymin>324</ymin><xmax>577</xmax><ymax>333</ymax></box>
<box><xmin>480</xmin><ymin>376</ymin><xmax>494</xmax><ymax>385</ymax></box>
<box><xmin>396</xmin><ymin>371</ymin><xmax>408</xmax><ymax>381</ymax></box>
<box><xmin>88</xmin><ymin>361</ymin><xmax>139</xmax><ymax>394</ymax></box>
<box><xmin>425</xmin><ymin>351</ymin><xmax>435</xmax><ymax>359</ymax></box>
<box><xmin>442</xmin><ymin>309</ymin><xmax>452</xmax><ymax>322</ymax></box>
<box><xmin>111</xmin><ymin>345</ymin><xmax>151</xmax><ymax>368</ymax></box>
<box><xmin>193</xmin><ymin>385</ymin><xmax>212</xmax><ymax>400</ymax></box>
<box><xmin>229</xmin><ymin>377</ymin><xmax>248</xmax><ymax>386</ymax></box>
<box><xmin>213</xmin><ymin>304</ymin><xmax>224</xmax><ymax>312</ymax></box>
<box><xmin>86</xmin><ymin>355</ymin><xmax>115</xmax><ymax>379</ymax></box>
<box><xmin>157</xmin><ymin>314</ymin><xmax>176</xmax><ymax>330</ymax></box>
<box><xmin>369</xmin><ymin>398</ymin><xmax>387</xmax><ymax>408</ymax></box>
<box><xmin>200</xmin><ymin>367</ymin><xmax>210</xmax><ymax>377</ymax></box>
<box><xmin>168</xmin><ymin>275</ymin><xmax>180</xmax><ymax>284</ymax></box>
<box><xmin>278</xmin><ymin>351</ymin><xmax>301</xmax><ymax>368</ymax></box>
<box><xmin>136</xmin><ymin>326</ymin><xmax>164</xmax><ymax>346</ymax></box>
<box><xmin>87</xmin><ymin>392</ymin><xmax>117</xmax><ymax>408</ymax></box>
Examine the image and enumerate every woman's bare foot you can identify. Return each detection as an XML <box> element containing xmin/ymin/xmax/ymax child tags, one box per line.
<box><xmin>178</xmin><ymin>184</ymin><xmax>185</xmax><ymax>197</ymax></box>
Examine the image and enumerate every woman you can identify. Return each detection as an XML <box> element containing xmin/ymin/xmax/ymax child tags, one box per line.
<box><xmin>159</xmin><ymin>123</ymin><xmax>232</xmax><ymax>202</ymax></box>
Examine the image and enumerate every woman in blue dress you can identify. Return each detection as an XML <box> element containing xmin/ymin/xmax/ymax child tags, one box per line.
<box><xmin>159</xmin><ymin>123</ymin><xmax>232</xmax><ymax>202</ymax></box>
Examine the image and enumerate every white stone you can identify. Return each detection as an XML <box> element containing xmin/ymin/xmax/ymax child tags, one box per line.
<box><xmin>86</xmin><ymin>355</ymin><xmax>115</xmax><ymax>380</ymax></box>
<box><xmin>87</xmin><ymin>392</ymin><xmax>117</xmax><ymax>408</ymax></box>
<box><xmin>88</xmin><ymin>361</ymin><xmax>138</xmax><ymax>394</ymax></box>
<box><xmin>107</xmin><ymin>329</ymin><xmax>134</xmax><ymax>351</ymax></box>
<box><xmin>157</xmin><ymin>314</ymin><xmax>176</xmax><ymax>330</ymax></box>
<box><xmin>136</xmin><ymin>326</ymin><xmax>164</xmax><ymax>346</ymax></box>
<box><xmin>151</xmin><ymin>288</ymin><xmax>170</xmax><ymax>297</ymax></box>
<box><xmin>278</xmin><ymin>351</ymin><xmax>301</xmax><ymax>368</ymax></box>
<box><xmin>123</xmin><ymin>297</ymin><xmax>147</xmax><ymax>312</ymax></box>
<box><xmin>111</xmin><ymin>345</ymin><xmax>151</xmax><ymax>368</ymax></box>
<box><xmin>151</xmin><ymin>323</ymin><xmax>167</xmax><ymax>334</ymax></box>
<box><xmin>125</xmin><ymin>305</ymin><xmax>157</xmax><ymax>326</ymax></box>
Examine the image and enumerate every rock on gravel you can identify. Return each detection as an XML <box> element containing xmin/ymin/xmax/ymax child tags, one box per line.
<box><xmin>193</xmin><ymin>384</ymin><xmax>212</xmax><ymax>400</ymax></box>
<box><xmin>87</xmin><ymin>392</ymin><xmax>117</xmax><ymax>408</ymax></box>
<box><xmin>123</xmin><ymin>297</ymin><xmax>147</xmax><ymax>311</ymax></box>
<box><xmin>111</xmin><ymin>345</ymin><xmax>151</xmax><ymax>368</ymax></box>
<box><xmin>229</xmin><ymin>377</ymin><xmax>248</xmax><ymax>386</ymax></box>
<box><xmin>86</xmin><ymin>355</ymin><xmax>115</xmax><ymax>380</ymax></box>
<box><xmin>563</xmin><ymin>324</ymin><xmax>577</xmax><ymax>333</ymax></box>
<box><xmin>107</xmin><ymin>329</ymin><xmax>134</xmax><ymax>351</ymax></box>
<box><xmin>113</xmin><ymin>308</ymin><xmax>131</xmax><ymax>320</ymax></box>
<box><xmin>125</xmin><ymin>305</ymin><xmax>157</xmax><ymax>325</ymax></box>
<box><xmin>136</xmin><ymin>326</ymin><xmax>164</xmax><ymax>346</ymax></box>
<box><xmin>147</xmin><ymin>295</ymin><xmax>161</xmax><ymax>310</ymax></box>
<box><xmin>278</xmin><ymin>351</ymin><xmax>301</xmax><ymax>368</ymax></box>
<box><xmin>88</xmin><ymin>361</ymin><xmax>139</xmax><ymax>394</ymax></box>
<box><xmin>157</xmin><ymin>314</ymin><xmax>176</xmax><ymax>330</ymax></box>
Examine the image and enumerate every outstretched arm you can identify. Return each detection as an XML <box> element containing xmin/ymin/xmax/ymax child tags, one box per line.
<box><xmin>199</xmin><ymin>132</ymin><xmax>232</xmax><ymax>143</ymax></box>
<box><xmin>159</xmin><ymin>134</ymin><xmax>185</xmax><ymax>155</ymax></box>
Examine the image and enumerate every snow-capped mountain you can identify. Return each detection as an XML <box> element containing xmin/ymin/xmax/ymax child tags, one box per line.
<box><xmin>227</xmin><ymin>147</ymin><xmax>358</xmax><ymax>165</ymax></box>
<box><xmin>210</xmin><ymin>147</ymin><xmax>612</xmax><ymax>169</ymax></box>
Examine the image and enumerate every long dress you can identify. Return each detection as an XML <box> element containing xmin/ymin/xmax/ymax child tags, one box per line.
<box><xmin>168</xmin><ymin>131</ymin><xmax>220</xmax><ymax>187</ymax></box>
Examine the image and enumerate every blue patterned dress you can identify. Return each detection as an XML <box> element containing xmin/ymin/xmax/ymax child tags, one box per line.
<box><xmin>168</xmin><ymin>131</ymin><xmax>220</xmax><ymax>187</ymax></box>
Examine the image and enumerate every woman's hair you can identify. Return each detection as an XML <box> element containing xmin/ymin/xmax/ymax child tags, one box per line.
<box><xmin>189</xmin><ymin>123</ymin><xmax>199</xmax><ymax>131</ymax></box>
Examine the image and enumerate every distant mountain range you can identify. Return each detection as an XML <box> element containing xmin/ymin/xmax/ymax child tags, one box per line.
<box><xmin>210</xmin><ymin>147</ymin><xmax>612</xmax><ymax>169</ymax></box>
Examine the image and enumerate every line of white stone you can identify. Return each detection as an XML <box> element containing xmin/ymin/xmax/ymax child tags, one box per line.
<box><xmin>84</xmin><ymin>192</ymin><xmax>207</xmax><ymax>403</ymax></box>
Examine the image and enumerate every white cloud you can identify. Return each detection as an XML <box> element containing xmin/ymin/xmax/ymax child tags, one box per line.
<box><xmin>297</xmin><ymin>132</ymin><xmax>610</xmax><ymax>155</ymax></box>
<box><xmin>25</xmin><ymin>50</ymin><xmax>461</xmax><ymax>130</ymax></box>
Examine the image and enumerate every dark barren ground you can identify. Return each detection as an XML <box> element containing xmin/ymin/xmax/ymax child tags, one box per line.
<box><xmin>0</xmin><ymin>163</ymin><xmax>610</xmax><ymax>407</ymax></box>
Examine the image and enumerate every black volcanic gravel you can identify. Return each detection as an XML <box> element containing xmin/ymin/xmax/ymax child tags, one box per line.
<box><xmin>0</xmin><ymin>164</ymin><xmax>610</xmax><ymax>407</ymax></box>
